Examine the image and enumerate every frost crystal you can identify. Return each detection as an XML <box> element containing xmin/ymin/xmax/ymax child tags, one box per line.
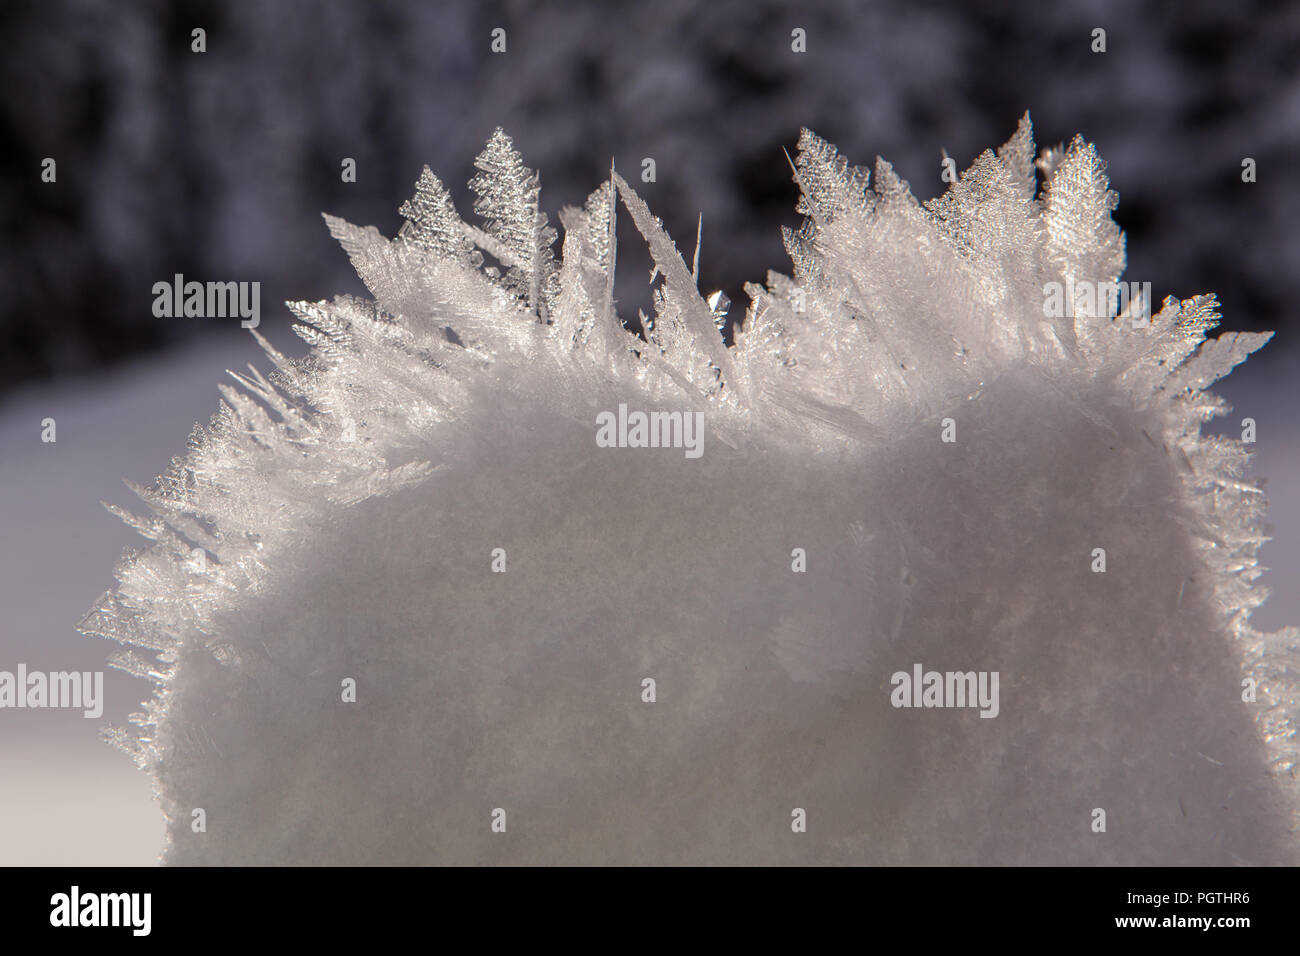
<box><xmin>83</xmin><ymin>117</ymin><xmax>1299</xmax><ymax>864</ymax></box>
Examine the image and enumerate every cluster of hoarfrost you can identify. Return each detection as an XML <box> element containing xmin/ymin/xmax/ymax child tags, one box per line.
<box><xmin>82</xmin><ymin>116</ymin><xmax>1299</xmax><ymax>864</ymax></box>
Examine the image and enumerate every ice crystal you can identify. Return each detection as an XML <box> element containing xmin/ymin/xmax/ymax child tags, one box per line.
<box><xmin>83</xmin><ymin>116</ymin><xmax>1299</xmax><ymax>864</ymax></box>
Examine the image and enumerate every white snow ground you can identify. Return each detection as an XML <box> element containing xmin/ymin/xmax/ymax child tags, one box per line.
<box><xmin>0</xmin><ymin>332</ymin><xmax>275</xmax><ymax>865</ymax></box>
<box><xmin>0</xmin><ymin>331</ymin><xmax>1296</xmax><ymax>865</ymax></box>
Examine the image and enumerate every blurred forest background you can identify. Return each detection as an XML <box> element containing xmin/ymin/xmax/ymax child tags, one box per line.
<box><xmin>2</xmin><ymin>0</ymin><xmax>1298</xmax><ymax>393</ymax></box>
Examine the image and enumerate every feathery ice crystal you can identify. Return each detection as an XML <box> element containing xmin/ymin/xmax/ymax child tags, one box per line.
<box><xmin>82</xmin><ymin>116</ymin><xmax>1299</xmax><ymax>864</ymax></box>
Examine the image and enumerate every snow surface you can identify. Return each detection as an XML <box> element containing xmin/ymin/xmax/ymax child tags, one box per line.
<box><xmin>0</xmin><ymin>334</ymin><xmax>270</xmax><ymax>865</ymax></box>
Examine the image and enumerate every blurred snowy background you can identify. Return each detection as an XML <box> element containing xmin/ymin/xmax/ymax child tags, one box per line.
<box><xmin>0</xmin><ymin>0</ymin><xmax>1296</xmax><ymax>863</ymax></box>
